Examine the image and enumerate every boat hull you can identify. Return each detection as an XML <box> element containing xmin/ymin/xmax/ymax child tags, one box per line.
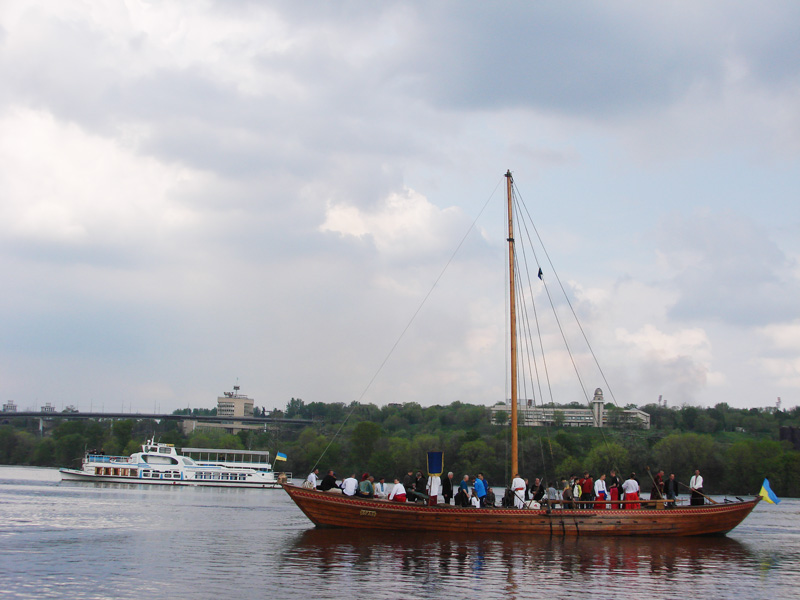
<box><xmin>282</xmin><ymin>484</ymin><xmax>759</xmax><ymax>536</ymax></box>
<box><xmin>59</xmin><ymin>468</ymin><xmax>281</xmax><ymax>488</ymax></box>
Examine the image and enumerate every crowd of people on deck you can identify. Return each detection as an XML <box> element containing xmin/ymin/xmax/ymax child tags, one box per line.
<box><xmin>304</xmin><ymin>466</ymin><xmax>708</xmax><ymax>509</ymax></box>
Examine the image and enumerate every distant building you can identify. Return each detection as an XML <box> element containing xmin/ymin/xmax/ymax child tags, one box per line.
<box><xmin>41</xmin><ymin>402</ymin><xmax>56</xmax><ymax>413</ymax></box>
<box><xmin>2</xmin><ymin>400</ymin><xmax>17</xmax><ymax>413</ymax></box>
<box><xmin>217</xmin><ymin>387</ymin><xmax>254</xmax><ymax>418</ymax></box>
<box><xmin>182</xmin><ymin>386</ymin><xmax>262</xmax><ymax>435</ymax></box>
<box><xmin>490</xmin><ymin>388</ymin><xmax>651</xmax><ymax>430</ymax></box>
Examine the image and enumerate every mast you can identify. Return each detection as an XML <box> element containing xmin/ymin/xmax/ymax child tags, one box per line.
<box><xmin>505</xmin><ymin>170</ymin><xmax>519</xmax><ymax>477</ymax></box>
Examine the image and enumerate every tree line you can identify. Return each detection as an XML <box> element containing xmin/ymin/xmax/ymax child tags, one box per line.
<box><xmin>1</xmin><ymin>399</ymin><xmax>798</xmax><ymax>497</ymax></box>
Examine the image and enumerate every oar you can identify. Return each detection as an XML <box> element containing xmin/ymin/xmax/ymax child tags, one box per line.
<box><xmin>679</xmin><ymin>481</ymin><xmax>718</xmax><ymax>504</ymax></box>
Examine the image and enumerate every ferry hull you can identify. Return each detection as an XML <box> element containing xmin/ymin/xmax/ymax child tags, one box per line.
<box><xmin>282</xmin><ymin>484</ymin><xmax>759</xmax><ymax>537</ymax></box>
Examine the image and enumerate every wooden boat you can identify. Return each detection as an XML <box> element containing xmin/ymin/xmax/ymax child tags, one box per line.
<box><xmin>283</xmin><ymin>484</ymin><xmax>760</xmax><ymax>536</ymax></box>
<box><xmin>282</xmin><ymin>171</ymin><xmax>760</xmax><ymax>536</ymax></box>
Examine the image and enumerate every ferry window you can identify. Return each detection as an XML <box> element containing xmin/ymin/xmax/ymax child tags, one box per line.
<box><xmin>182</xmin><ymin>458</ymin><xmax>196</xmax><ymax>466</ymax></box>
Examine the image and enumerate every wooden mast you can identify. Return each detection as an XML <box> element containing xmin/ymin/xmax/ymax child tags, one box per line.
<box><xmin>505</xmin><ymin>170</ymin><xmax>518</xmax><ymax>477</ymax></box>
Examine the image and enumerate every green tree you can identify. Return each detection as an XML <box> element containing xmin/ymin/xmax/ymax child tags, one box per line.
<box><xmin>350</xmin><ymin>421</ymin><xmax>382</xmax><ymax>462</ymax></box>
<box><xmin>33</xmin><ymin>438</ymin><xmax>56</xmax><ymax>466</ymax></box>
<box><xmin>55</xmin><ymin>433</ymin><xmax>87</xmax><ymax>468</ymax></box>
<box><xmin>585</xmin><ymin>441</ymin><xmax>629</xmax><ymax>476</ymax></box>
<box><xmin>652</xmin><ymin>433</ymin><xmax>714</xmax><ymax>485</ymax></box>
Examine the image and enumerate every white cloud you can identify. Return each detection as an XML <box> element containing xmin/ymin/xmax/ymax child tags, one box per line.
<box><xmin>320</xmin><ymin>187</ymin><xmax>464</xmax><ymax>259</ymax></box>
<box><xmin>0</xmin><ymin>107</ymin><xmax>206</xmax><ymax>251</ymax></box>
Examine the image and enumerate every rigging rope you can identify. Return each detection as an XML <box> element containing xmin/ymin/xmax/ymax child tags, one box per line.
<box><xmin>509</xmin><ymin>177</ymin><xmax>622</xmax><ymax>480</ymax></box>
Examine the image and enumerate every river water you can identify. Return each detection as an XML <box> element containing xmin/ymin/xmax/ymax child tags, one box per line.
<box><xmin>1</xmin><ymin>466</ymin><xmax>798</xmax><ymax>599</ymax></box>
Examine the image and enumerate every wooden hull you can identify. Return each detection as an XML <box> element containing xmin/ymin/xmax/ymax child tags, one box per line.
<box><xmin>282</xmin><ymin>484</ymin><xmax>760</xmax><ymax>536</ymax></box>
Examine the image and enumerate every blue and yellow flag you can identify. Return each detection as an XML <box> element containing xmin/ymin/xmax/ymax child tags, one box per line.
<box><xmin>275</xmin><ymin>452</ymin><xmax>287</xmax><ymax>462</ymax></box>
<box><xmin>760</xmin><ymin>478</ymin><xmax>780</xmax><ymax>504</ymax></box>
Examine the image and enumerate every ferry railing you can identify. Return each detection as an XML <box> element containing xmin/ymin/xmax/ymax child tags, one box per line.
<box><xmin>86</xmin><ymin>454</ymin><xmax>132</xmax><ymax>464</ymax></box>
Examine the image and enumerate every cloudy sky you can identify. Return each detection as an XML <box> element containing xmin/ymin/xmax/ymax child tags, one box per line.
<box><xmin>2</xmin><ymin>1</ymin><xmax>799</xmax><ymax>414</ymax></box>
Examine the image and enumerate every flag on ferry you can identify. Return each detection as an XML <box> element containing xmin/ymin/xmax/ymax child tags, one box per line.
<box><xmin>760</xmin><ymin>478</ymin><xmax>780</xmax><ymax>504</ymax></box>
<box><xmin>275</xmin><ymin>452</ymin><xmax>287</xmax><ymax>462</ymax></box>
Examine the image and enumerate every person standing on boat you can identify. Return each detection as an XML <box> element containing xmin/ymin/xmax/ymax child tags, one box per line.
<box><xmin>594</xmin><ymin>473</ymin><xmax>608</xmax><ymax>510</ymax></box>
<box><xmin>578</xmin><ymin>472</ymin><xmax>594</xmax><ymax>509</ymax></box>
<box><xmin>511</xmin><ymin>474</ymin><xmax>526</xmax><ymax>509</ymax></box>
<box><xmin>389</xmin><ymin>478</ymin><xmax>406</xmax><ymax>502</ymax></box>
<box><xmin>306</xmin><ymin>468</ymin><xmax>319</xmax><ymax>489</ymax></box>
<box><xmin>561</xmin><ymin>481</ymin><xmax>574</xmax><ymax>509</ymax></box>
<box><xmin>442</xmin><ymin>472</ymin><xmax>454</xmax><ymax>505</ymax></box>
<box><xmin>341</xmin><ymin>473</ymin><xmax>359</xmax><ymax>496</ymax></box>
<box><xmin>455</xmin><ymin>474</ymin><xmax>470</xmax><ymax>507</ymax></box>
<box><xmin>621</xmin><ymin>473</ymin><xmax>640</xmax><ymax>509</ymax></box>
<box><xmin>608</xmin><ymin>469</ymin><xmax>622</xmax><ymax>509</ymax></box>
<box><xmin>689</xmin><ymin>469</ymin><xmax>705</xmax><ymax>505</ymax></box>
<box><xmin>665</xmin><ymin>473</ymin><xmax>679</xmax><ymax>508</ymax></box>
<box><xmin>474</xmin><ymin>473</ymin><xmax>488</xmax><ymax>507</ymax></box>
<box><xmin>530</xmin><ymin>477</ymin><xmax>545</xmax><ymax>502</ymax></box>
<box><xmin>650</xmin><ymin>470</ymin><xmax>665</xmax><ymax>501</ymax></box>
<box><xmin>426</xmin><ymin>472</ymin><xmax>441</xmax><ymax>506</ymax></box>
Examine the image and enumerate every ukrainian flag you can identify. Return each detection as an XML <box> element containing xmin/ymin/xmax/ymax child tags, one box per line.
<box><xmin>760</xmin><ymin>478</ymin><xmax>781</xmax><ymax>504</ymax></box>
<box><xmin>275</xmin><ymin>452</ymin><xmax>287</xmax><ymax>462</ymax></box>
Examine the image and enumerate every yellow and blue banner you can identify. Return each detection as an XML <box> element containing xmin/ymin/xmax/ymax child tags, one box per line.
<box><xmin>760</xmin><ymin>478</ymin><xmax>780</xmax><ymax>504</ymax></box>
<box><xmin>275</xmin><ymin>452</ymin><xmax>287</xmax><ymax>462</ymax></box>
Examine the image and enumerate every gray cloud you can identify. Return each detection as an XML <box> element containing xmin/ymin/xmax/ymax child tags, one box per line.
<box><xmin>656</xmin><ymin>210</ymin><xmax>799</xmax><ymax>326</ymax></box>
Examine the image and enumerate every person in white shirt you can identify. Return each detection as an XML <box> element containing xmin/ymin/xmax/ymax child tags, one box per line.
<box><xmin>306</xmin><ymin>468</ymin><xmax>319</xmax><ymax>489</ymax></box>
<box><xmin>470</xmin><ymin>490</ymin><xmax>481</xmax><ymax>508</ymax></box>
<box><xmin>388</xmin><ymin>478</ymin><xmax>406</xmax><ymax>502</ymax></box>
<box><xmin>511</xmin><ymin>474</ymin><xmax>526</xmax><ymax>509</ymax></box>
<box><xmin>594</xmin><ymin>473</ymin><xmax>608</xmax><ymax>510</ymax></box>
<box><xmin>621</xmin><ymin>474</ymin><xmax>640</xmax><ymax>509</ymax></box>
<box><xmin>426</xmin><ymin>474</ymin><xmax>441</xmax><ymax>506</ymax></box>
<box><xmin>341</xmin><ymin>474</ymin><xmax>359</xmax><ymax>496</ymax></box>
<box><xmin>689</xmin><ymin>469</ymin><xmax>705</xmax><ymax>505</ymax></box>
<box><xmin>374</xmin><ymin>477</ymin><xmax>388</xmax><ymax>499</ymax></box>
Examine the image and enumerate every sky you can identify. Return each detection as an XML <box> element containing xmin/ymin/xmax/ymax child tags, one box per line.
<box><xmin>1</xmin><ymin>1</ymin><xmax>799</xmax><ymax>414</ymax></box>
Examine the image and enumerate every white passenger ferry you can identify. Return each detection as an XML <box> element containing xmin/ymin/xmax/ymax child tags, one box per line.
<box><xmin>59</xmin><ymin>440</ymin><xmax>290</xmax><ymax>488</ymax></box>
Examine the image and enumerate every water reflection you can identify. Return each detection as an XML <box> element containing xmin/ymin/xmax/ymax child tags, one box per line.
<box><xmin>285</xmin><ymin>529</ymin><xmax>755</xmax><ymax>596</ymax></box>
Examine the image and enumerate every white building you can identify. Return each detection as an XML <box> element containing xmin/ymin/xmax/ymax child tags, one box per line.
<box><xmin>182</xmin><ymin>386</ymin><xmax>261</xmax><ymax>435</ymax></box>
<box><xmin>490</xmin><ymin>388</ymin><xmax>650</xmax><ymax>429</ymax></box>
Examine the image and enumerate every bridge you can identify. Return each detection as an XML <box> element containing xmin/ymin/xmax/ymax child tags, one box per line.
<box><xmin>0</xmin><ymin>411</ymin><xmax>314</xmax><ymax>426</ymax></box>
